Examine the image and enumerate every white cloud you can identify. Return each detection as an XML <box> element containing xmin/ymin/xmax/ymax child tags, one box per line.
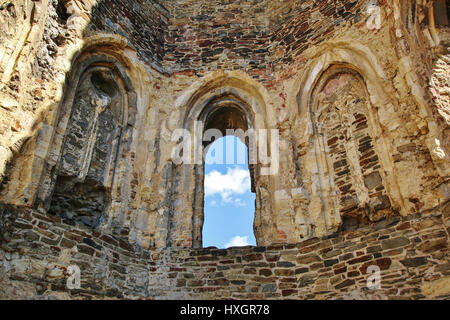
<box><xmin>224</xmin><ymin>236</ymin><xmax>250</xmax><ymax>248</ymax></box>
<box><xmin>209</xmin><ymin>200</ymin><xmax>218</xmax><ymax>207</ymax></box>
<box><xmin>234</xmin><ymin>198</ymin><xmax>246</xmax><ymax>207</ymax></box>
<box><xmin>204</xmin><ymin>167</ymin><xmax>251</xmax><ymax>204</ymax></box>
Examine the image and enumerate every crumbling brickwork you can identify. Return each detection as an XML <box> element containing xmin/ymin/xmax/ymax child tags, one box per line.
<box><xmin>0</xmin><ymin>203</ymin><xmax>448</xmax><ymax>299</ymax></box>
<box><xmin>311</xmin><ymin>68</ymin><xmax>394</xmax><ymax>229</ymax></box>
<box><xmin>0</xmin><ymin>0</ymin><xmax>449</xmax><ymax>300</ymax></box>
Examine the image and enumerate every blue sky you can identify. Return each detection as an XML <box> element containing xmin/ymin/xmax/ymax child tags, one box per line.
<box><xmin>202</xmin><ymin>136</ymin><xmax>256</xmax><ymax>248</ymax></box>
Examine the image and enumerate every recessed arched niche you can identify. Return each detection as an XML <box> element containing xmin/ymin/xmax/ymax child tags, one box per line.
<box><xmin>48</xmin><ymin>66</ymin><xmax>126</xmax><ymax>228</ymax></box>
<box><xmin>35</xmin><ymin>47</ymin><xmax>139</xmax><ymax>231</ymax></box>
<box><xmin>310</xmin><ymin>67</ymin><xmax>395</xmax><ymax>230</ymax></box>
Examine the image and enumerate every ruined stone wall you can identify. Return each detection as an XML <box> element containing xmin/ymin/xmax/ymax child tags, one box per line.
<box><xmin>0</xmin><ymin>203</ymin><xmax>448</xmax><ymax>299</ymax></box>
<box><xmin>163</xmin><ymin>0</ymin><xmax>372</xmax><ymax>85</ymax></box>
<box><xmin>0</xmin><ymin>0</ymin><xmax>449</xmax><ymax>300</ymax></box>
<box><xmin>87</xmin><ymin>0</ymin><xmax>169</xmax><ymax>70</ymax></box>
<box><xmin>268</xmin><ymin>0</ymin><xmax>368</xmax><ymax>68</ymax></box>
<box><xmin>0</xmin><ymin>0</ymin><xmax>63</xmax><ymax>193</ymax></box>
<box><xmin>163</xmin><ymin>0</ymin><xmax>272</xmax><ymax>79</ymax></box>
<box><xmin>156</xmin><ymin>0</ymin><xmax>449</xmax><ymax>246</ymax></box>
<box><xmin>0</xmin><ymin>205</ymin><xmax>150</xmax><ymax>299</ymax></box>
<box><xmin>0</xmin><ymin>0</ymin><xmax>447</xmax><ymax>245</ymax></box>
<box><xmin>0</xmin><ymin>0</ymin><xmax>166</xmax><ymax>242</ymax></box>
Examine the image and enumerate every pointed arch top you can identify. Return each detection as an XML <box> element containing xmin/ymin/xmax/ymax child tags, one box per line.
<box><xmin>175</xmin><ymin>70</ymin><xmax>275</xmax><ymax>131</ymax></box>
<box><xmin>292</xmin><ymin>41</ymin><xmax>390</xmax><ymax>119</ymax></box>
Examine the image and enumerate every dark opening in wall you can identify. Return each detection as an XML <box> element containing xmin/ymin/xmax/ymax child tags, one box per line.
<box><xmin>341</xmin><ymin>215</ymin><xmax>361</xmax><ymax>232</ymax></box>
<box><xmin>49</xmin><ymin>177</ymin><xmax>108</xmax><ymax>228</ymax></box>
<box><xmin>55</xmin><ymin>0</ymin><xmax>70</xmax><ymax>23</ymax></box>
<box><xmin>434</xmin><ymin>0</ymin><xmax>450</xmax><ymax>27</ymax></box>
<box><xmin>0</xmin><ymin>2</ymin><xmax>15</xmax><ymax>19</ymax></box>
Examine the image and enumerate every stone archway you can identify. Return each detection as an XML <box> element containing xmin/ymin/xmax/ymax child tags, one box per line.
<box><xmin>165</xmin><ymin>74</ymin><xmax>277</xmax><ymax>248</ymax></box>
<box><xmin>290</xmin><ymin>44</ymin><xmax>410</xmax><ymax>238</ymax></box>
<box><xmin>187</xmin><ymin>92</ymin><xmax>257</xmax><ymax>249</ymax></box>
<box><xmin>33</xmin><ymin>46</ymin><xmax>139</xmax><ymax>232</ymax></box>
<box><xmin>309</xmin><ymin>66</ymin><xmax>395</xmax><ymax>231</ymax></box>
<box><xmin>47</xmin><ymin>64</ymin><xmax>127</xmax><ymax>228</ymax></box>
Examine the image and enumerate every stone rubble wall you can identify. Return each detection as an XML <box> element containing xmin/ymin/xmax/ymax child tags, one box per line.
<box><xmin>0</xmin><ymin>0</ymin><xmax>449</xmax><ymax>299</ymax></box>
<box><xmin>0</xmin><ymin>0</ymin><xmax>447</xmax><ymax>245</ymax></box>
<box><xmin>87</xmin><ymin>0</ymin><xmax>169</xmax><ymax>71</ymax></box>
<box><xmin>0</xmin><ymin>203</ymin><xmax>448</xmax><ymax>299</ymax></box>
<box><xmin>163</xmin><ymin>0</ymin><xmax>372</xmax><ymax>86</ymax></box>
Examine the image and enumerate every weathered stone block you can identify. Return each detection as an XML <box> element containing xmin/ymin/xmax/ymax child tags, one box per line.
<box><xmin>297</xmin><ymin>254</ymin><xmax>321</xmax><ymax>265</ymax></box>
<box><xmin>400</xmin><ymin>257</ymin><xmax>428</xmax><ymax>268</ymax></box>
<box><xmin>335</xmin><ymin>279</ymin><xmax>355</xmax><ymax>290</ymax></box>
<box><xmin>324</xmin><ymin>259</ymin><xmax>339</xmax><ymax>267</ymax></box>
<box><xmin>382</xmin><ymin>237</ymin><xmax>410</xmax><ymax>250</ymax></box>
<box><xmin>262</xmin><ymin>283</ymin><xmax>277</xmax><ymax>293</ymax></box>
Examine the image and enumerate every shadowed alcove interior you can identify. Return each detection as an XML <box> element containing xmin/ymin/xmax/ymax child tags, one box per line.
<box><xmin>202</xmin><ymin>94</ymin><xmax>256</xmax><ymax>192</ymax></box>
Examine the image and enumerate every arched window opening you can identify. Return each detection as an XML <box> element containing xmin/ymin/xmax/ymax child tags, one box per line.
<box><xmin>202</xmin><ymin>136</ymin><xmax>256</xmax><ymax>248</ymax></box>
<box><xmin>185</xmin><ymin>93</ymin><xmax>259</xmax><ymax>248</ymax></box>
<box><xmin>169</xmin><ymin>86</ymin><xmax>273</xmax><ymax>249</ymax></box>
